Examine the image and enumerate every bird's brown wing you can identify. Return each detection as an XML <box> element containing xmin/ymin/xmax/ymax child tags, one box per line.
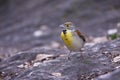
<box><xmin>75</xmin><ymin>30</ymin><xmax>86</xmax><ymax>42</ymax></box>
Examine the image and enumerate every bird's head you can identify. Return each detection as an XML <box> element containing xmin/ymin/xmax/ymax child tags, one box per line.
<box><xmin>60</xmin><ymin>22</ymin><xmax>75</xmax><ymax>30</ymax></box>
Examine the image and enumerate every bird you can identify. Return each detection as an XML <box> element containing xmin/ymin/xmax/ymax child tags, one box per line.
<box><xmin>60</xmin><ymin>22</ymin><xmax>86</xmax><ymax>59</ymax></box>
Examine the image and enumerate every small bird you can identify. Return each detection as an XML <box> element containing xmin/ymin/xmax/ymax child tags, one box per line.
<box><xmin>60</xmin><ymin>22</ymin><xmax>86</xmax><ymax>59</ymax></box>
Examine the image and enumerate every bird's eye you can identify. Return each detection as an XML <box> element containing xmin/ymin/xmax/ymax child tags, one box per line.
<box><xmin>66</xmin><ymin>25</ymin><xmax>69</xmax><ymax>27</ymax></box>
<box><xmin>65</xmin><ymin>24</ymin><xmax>68</xmax><ymax>27</ymax></box>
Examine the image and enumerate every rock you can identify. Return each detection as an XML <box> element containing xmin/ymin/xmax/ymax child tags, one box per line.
<box><xmin>40</xmin><ymin>41</ymin><xmax>61</xmax><ymax>50</ymax></box>
<box><xmin>33</xmin><ymin>25</ymin><xmax>52</xmax><ymax>38</ymax></box>
<box><xmin>93</xmin><ymin>36</ymin><xmax>108</xmax><ymax>43</ymax></box>
<box><xmin>95</xmin><ymin>69</ymin><xmax>120</xmax><ymax>80</ymax></box>
<box><xmin>107</xmin><ymin>28</ymin><xmax>118</xmax><ymax>40</ymax></box>
<box><xmin>0</xmin><ymin>39</ymin><xmax>120</xmax><ymax>80</ymax></box>
<box><xmin>33</xmin><ymin>30</ymin><xmax>44</xmax><ymax>37</ymax></box>
<box><xmin>107</xmin><ymin>29</ymin><xmax>118</xmax><ymax>35</ymax></box>
<box><xmin>113</xmin><ymin>55</ymin><xmax>120</xmax><ymax>63</ymax></box>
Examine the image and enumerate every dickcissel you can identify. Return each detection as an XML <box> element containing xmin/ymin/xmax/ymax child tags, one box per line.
<box><xmin>60</xmin><ymin>22</ymin><xmax>86</xmax><ymax>59</ymax></box>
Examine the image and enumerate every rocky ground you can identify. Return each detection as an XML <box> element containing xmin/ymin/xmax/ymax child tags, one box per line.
<box><xmin>0</xmin><ymin>0</ymin><xmax>120</xmax><ymax>80</ymax></box>
<box><xmin>0</xmin><ymin>39</ymin><xmax>120</xmax><ymax>80</ymax></box>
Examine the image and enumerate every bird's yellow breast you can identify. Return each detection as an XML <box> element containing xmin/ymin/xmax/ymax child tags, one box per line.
<box><xmin>60</xmin><ymin>30</ymin><xmax>73</xmax><ymax>49</ymax></box>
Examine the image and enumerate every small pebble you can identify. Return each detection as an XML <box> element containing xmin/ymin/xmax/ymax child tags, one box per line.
<box><xmin>33</xmin><ymin>62</ymin><xmax>41</xmax><ymax>67</ymax></box>
<box><xmin>113</xmin><ymin>55</ymin><xmax>120</xmax><ymax>63</ymax></box>
<box><xmin>51</xmin><ymin>72</ymin><xmax>61</xmax><ymax>77</ymax></box>
<box><xmin>33</xmin><ymin>30</ymin><xmax>43</xmax><ymax>37</ymax></box>
<box><xmin>107</xmin><ymin>29</ymin><xmax>117</xmax><ymax>35</ymax></box>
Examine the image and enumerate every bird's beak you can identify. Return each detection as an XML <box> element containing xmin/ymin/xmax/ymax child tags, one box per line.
<box><xmin>59</xmin><ymin>24</ymin><xmax>64</xmax><ymax>28</ymax></box>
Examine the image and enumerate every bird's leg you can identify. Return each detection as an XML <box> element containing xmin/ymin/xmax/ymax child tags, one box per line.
<box><xmin>80</xmin><ymin>49</ymin><xmax>84</xmax><ymax>58</ymax></box>
<box><xmin>67</xmin><ymin>50</ymin><xmax>72</xmax><ymax>60</ymax></box>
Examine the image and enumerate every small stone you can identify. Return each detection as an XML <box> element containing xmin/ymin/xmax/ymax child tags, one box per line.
<box><xmin>51</xmin><ymin>41</ymin><xmax>60</xmax><ymax>48</ymax></box>
<box><xmin>17</xmin><ymin>64</ymin><xmax>24</xmax><ymax>68</ymax></box>
<box><xmin>60</xmin><ymin>54</ymin><xmax>66</xmax><ymax>57</ymax></box>
<box><xmin>40</xmin><ymin>41</ymin><xmax>60</xmax><ymax>49</ymax></box>
<box><xmin>110</xmin><ymin>44</ymin><xmax>117</xmax><ymax>48</ymax></box>
<box><xmin>113</xmin><ymin>55</ymin><xmax>120</xmax><ymax>63</ymax></box>
<box><xmin>85</xmin><ymin>42</ymin><xmax>96</xmax><ymax>47</ymax></box>
<box><xmin>116</xmin><ymin>66</ymin><xmax>120</xmax><ymax>69</ymax></box>
<box><xmin>93</xmin><ymin>36</ymin><xmax>108</xmax><ymax>43</ymax></box>
<box><xmin>33</xmin><ymin>30</ymin><xmax>43</xmax><ymax>37</ymax></box>
<box><xmin>24</xmin><ymin>62</ymin><xmax>31</xmax><ymax>69</ymax></box>
<box><xmin>35</xmin><ymin>54</ymin><xmax>54</xmax><ymax>62</ymax></box>
<box><xmin>117</xmin><ymin>23</ymin><xmax>120</xmax><ymax>27</ymax></box>
<box><xmin>33</xmin><ymin>25</ymin><xmax>51</xmax><ymax>38</ymax></box>
<box><xmin>107</xmin><ymin>29</ymin><xmax>117</xmax><ymax>35</ymax></box>
<box><xmin>107</xmin><ymin>29</ymin><xmax>118</xmax><ymax>40</ymax></box>
<box><xmin>17</xmin><ymin>62</ymin><xmax>30</xmax><ymax>69</ymax></box>
<box><xmin>51</xmin><ymin>72</ymin><xmax>61</xmax><ymax>77</ymax></box>
<box><xmin>33</xmin><ymin>62</ymin><xmax>41</xmax><ymax>67</ymax></box>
